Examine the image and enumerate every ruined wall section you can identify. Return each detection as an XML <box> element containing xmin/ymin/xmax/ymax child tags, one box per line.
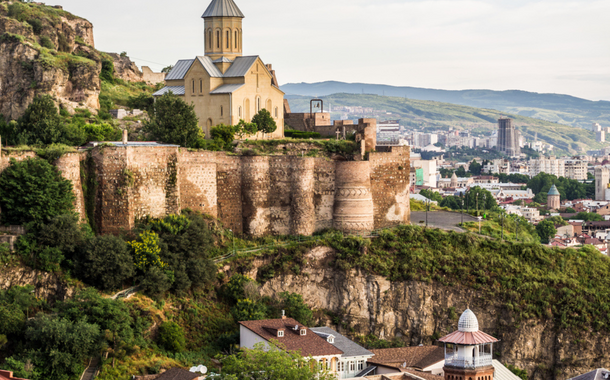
<box><xmin>369</xmin><ymin>146</ymin><xmax>411</xmax><ymax>229</ymax></box>
<box><xmin>241</xmin><ymin>157</ymin><xmax>271</xmax><ymax>237</ymax></box>
<box><xmin>178</xmin><ymin>150</ymin><xmax>218</xmax><ymax>218</ymax></box>
<box><xmin>269</xmin><ymin>157</ymin><xmax>291</xmax><ymax>235</ymax></box>
<box><xmin>216</xmin><ymin>154</ymin><xmax>243</xmax><ymax>234</ymax></box>
<box><xmin>290</xmin><ymin>157</ymin><xmax>315</xmax><ymax>236</ymax></box>
<box><xmin>0</xmin><ymin>151</ymin><xmax>38</xmax><ymax>171</ymax></box>
<box><xmin>313</xmin><ymin>159</ymin><xmax>335</xmax><ymax>232</ymax></box>
<box><xmin>55</xmin><ymin>153</ymin><xmax>86</xmax><ymax>221</ymax></box>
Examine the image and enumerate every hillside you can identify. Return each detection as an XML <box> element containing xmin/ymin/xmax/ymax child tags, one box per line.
<box><xmin>286</xmin><ymin>93</ymin><xmax>606</xmax><ymax>154</ymax></box>
<box><xmin>281</xmin><ymin>81</ymin><xmax>610</xmax><ymax>131</ymax></box>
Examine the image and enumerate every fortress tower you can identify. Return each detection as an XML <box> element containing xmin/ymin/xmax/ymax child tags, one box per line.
<box><xmin>497</xmin><ymin>118</ymin><xmax>521</xmax><ymax>157</ymax></box>
<box><xmin>439</xmin><ymin>309</ymin><xmax>498</xmax><ymax>380</ymax></box>
<box><xmin>202</xmin><ymin>0</ymin><xmax>244</xmax><ymax>61</ymax></box>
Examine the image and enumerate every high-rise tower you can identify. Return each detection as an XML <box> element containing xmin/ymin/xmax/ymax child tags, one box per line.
<box><xmin>439</xmin><ymin>309</ymin><xmax>498</xmax><ymax>380</ymax></box>
<box><xmin>202</xmin><ymin>0</ymin><xmax>245</xmax><ymax>61</ymax></box>
<box><xmin>496</xmin><ymin>118</ymin><xmax>521</xmax><ymax>156</ymax></box>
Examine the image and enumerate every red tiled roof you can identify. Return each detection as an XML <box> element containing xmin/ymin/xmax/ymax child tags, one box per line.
<box><xmin>368</xmin><ymin>346</ymin><xmax>444</xmax><ymax>370</ymax></box>
<box><xmin>239</xmin><ymin>318</ymin><xmax>342</xmax><ymax>357</ymax></box>
<box><xmin>438</xmin><ymin>330</ymin><xmax>498</xmax><ymax>345</ymax></box>
<box><xmin>0</xmin><ymin>370</ymin><xmax>29</xmax><ymax>380</ymax></box>
<box><xmin>585</xmin><ymin>238</ymin><xmax>603</xmax><ymax>245</ymax></box>
<box><xmin>403</xmin><ymin>369</ymin><xmax>445</xmax><ymax>380</ymax></box>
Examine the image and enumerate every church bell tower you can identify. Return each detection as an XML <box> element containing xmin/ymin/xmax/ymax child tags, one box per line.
<box><xmin>202</xmin><ymin>0</ymin><xmax>244</xmax><ymax>61</ymax></box>
<box><xmin>439</xmin><ymin>309</ymin><xmax>498</xmax><ymax>380</ymax></box>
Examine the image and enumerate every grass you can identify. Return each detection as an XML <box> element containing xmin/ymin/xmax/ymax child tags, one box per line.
<box><xmin>237</xmin><ymin>139</ymin><xmax>358</xmax><ymax>158</ymax></box>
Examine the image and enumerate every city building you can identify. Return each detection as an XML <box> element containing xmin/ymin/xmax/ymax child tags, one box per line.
<box><xmin>411</xmin><ymin>158</ymin><xmax>438</xmax><ymax>188</ymax></box>
<box><xmin>565</xmin><ymin>160</ymin><xmax>588</xmax><ymax>180</ymax></box>
<box><xmin>547</xmin><ymin>184</ymin><xmax>561</xmax><ymax>210</ymax></box>
<box><xmin>529</xmin><ymin>157</ymin><xmax>565</xmax><ymax>178</ymax></box>
<box><xmin>483</xmin><ymin>159</ymin><xmax>511</xmax><ymax>175</ymax></box>
<box><xmin>310</xmin><ymin>327</ymin><xmax>375</xmax><ymax>379</ymax></box>
<box><xmin>154</xmin><ymin>0</ymin><xmax>285</xmax><ymax>139</ymax></box>
<box><xmin>367</xmin><ymin>346</ymin><xmax>445</xmax><ymax>375</ymax></box>
<box><xmin>597</xmin><ymin>131</ymin><xmax>606</xmax><ymax>143</ymax></box>
<box><xmin>595</xmin><ymin>166</ymin><xmax>610</xmax><ymax>201</ymax></box>
<box><xmin>439</xmin><ymin>309</ymin><xmax>498</xmax><ymax>380</ymax></box>
<box><xmin>496</xmin><ymin>118</ymin><xmax>521</xmax><ymax>156</ymax></box>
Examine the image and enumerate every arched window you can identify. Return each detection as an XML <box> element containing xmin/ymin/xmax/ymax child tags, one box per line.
<box><xmin>220</xmin><ymin>106</ymin><xmax>223</xmax><ymax>116</ymax></box>
<box><xmin>234</xmin><ymin>30</ymin><xmax>238</xmax><ymax>48</ymax></box>
<box><xmin>238</xmin><ymin>106</ymin><xmax>242</xmax><ymax>117</ymax></box>
<box><xmin>256</xmin><ymin>97</ymin><xmax>261</xmax><ymax>112</ymax></box>
<box><xmin>245</xmin><ymin>99</ymin><xmax>250</xmax><ymax>120</ymax></box>
<box><xmin>207</xmin><ymin>118</ymin><xmax>213</xmax><ymax>128</ymax></box>
<box><xmin>226</xmin><ymin>30</ymin><xmax>230</xmax><ymax>48</ymax></box>
<box><xmin>275</xmin><ymin>107</ymin><xmax>278</xmax><ymax>118</ymax></box>
<box><xmin>266</xmin><ymin>99</ymin><xmax>272</xmax><ymax>112</ymax></box>
<box><xmin>216</xmin><ymin>30</ymin><xmax>220</xmax><ymax>48</ymax></box>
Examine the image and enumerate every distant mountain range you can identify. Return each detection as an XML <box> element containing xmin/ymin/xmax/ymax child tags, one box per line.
<box><xmin>280</xmin><ymin>81</ymin><xmax>610</xmax><ymax>130</ymax></box>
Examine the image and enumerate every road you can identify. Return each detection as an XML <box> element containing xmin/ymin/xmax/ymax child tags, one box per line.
<box><xmin>410</xmin><ymin>211</ymin><xmax>478</xmax><ymax>232</ymax></box>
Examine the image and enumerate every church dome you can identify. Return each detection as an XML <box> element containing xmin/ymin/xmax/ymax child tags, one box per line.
<box><xmin>458</xmin><ymin>309</ymin><xmax>479</xmax><ymax>332</ymax></box>
<box><xmin>451</xmin><ymin>172</ymin><xmax>458</xmax><ymax>179</ymax></box>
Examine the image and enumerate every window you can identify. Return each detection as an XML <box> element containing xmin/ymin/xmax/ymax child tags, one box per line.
<box><xmin>235</xmin><ymin>30</ymin><xmax>238</xmax><ymax>48</ymax></box>
<box><xmin>300</xmin><ymin>328</ymin><xmax>306</xmax><ymax>336</ymax></box>
<box><xmin>220</xmin><ymin>106</ymin><xmax>223</xmax><ymax>116</ymax></box>
<box><xmin>328</xmin><ymin>336</ymin><xmax>334</xmax><ymax>343</ymax></box>
<box><xmin>337</xmin><ymin>362</ymin><xmax>344</xmax><ymax>372</ymax></box>
<box><xmin>226</xmin><ymin>30</ymin><xmax>230</xmax><ymax>48</ymax></box>
<box><xmin>238</xmin><ymin>106</ymin><xmax>242</xmax><ymax>117</ymax></box>
<box><xmin>208</xmin><ymin>30</ymin><xmax>212</xmax><ymax>48</ymax></box>
<box><xmin>216</xmin><ymin>30</ymin><xmax>220</xmax><ymax>48</ymax></box>
<box><xmin>200</xmin><ymin>79</ymin><xmax>203</xmax><ymax>93</ymax></box>
<box><xmin>256</xmin><ymin>97</ymin><xmax>261</xmax><ymax>112</ymax></box>
<box><xmin>277</xmin><ymin>330</ymin><xmax>284</xmax><ymax>337</ymax></box>
<box><xmin>192</xmin><ymin>80</ymin><xmax>195</xmax><ymax>94</ymax></box>
<box><xmin>349</xmin><ymin>361</ymin><xmax>355</xmax><ymax>372</ymax></box>
<box><xmin>275</xmin><ymin>107</ymin><xmax>278</xmax><ymax>118</ymax></box>
<box><xmin>357</xmin><ymin>360</ymin><xmax>364</xmax><ymax>371</ymax></box>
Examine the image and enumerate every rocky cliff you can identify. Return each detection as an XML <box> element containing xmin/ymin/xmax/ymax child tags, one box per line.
<box><xmin>0</xmin><ymin>265</ymin><xmax>74</xmax><ymax>301</ymax></box>
<box><xmin>236</xmin><ymin>246</ymin><xmax>609</xmax><ymax>380</ymax></box>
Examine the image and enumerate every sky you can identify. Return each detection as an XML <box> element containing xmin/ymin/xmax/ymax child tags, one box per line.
<box><xmin>56</xmin><ymin>0</ymin><xmax>610</xmax><ymax>101</ymax></box>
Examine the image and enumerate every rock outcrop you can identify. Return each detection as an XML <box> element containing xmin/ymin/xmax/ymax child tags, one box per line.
<box><xmin>108</xmin><ymin>52</ymin><xmax>144</xmax><ymax>83</ymax></box>
<box><xmin>0</xmin><ymin>265</ymin><xmax>74</xmax><ymax>302</ymax></box>
<box><xmin>0</xmin><ymin>3</ymin><xmax>102</xmax><ymax>119</ymax></box>
<box><xmin>238</xmin><ymin>247</ymin><xmax>610</xmax><ymax>380</ymax></box>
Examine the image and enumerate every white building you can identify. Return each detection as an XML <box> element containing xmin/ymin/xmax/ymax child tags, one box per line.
<box><xmin>529</xmin><ymin>157</ymin><xmax>565</xmax><ymax>178</ymax></box>
<box><xmin>310</xmin><ymin>327</ymin><xmax>374</xmax><ymax>379</ymax></box>
<box><xmin>411</xmin><ymin>159</ymin><xmax>438</xmax><ymax>188</ymax></box>
<box><xmin>564</xmin><ymin>160</ymin><xmax>588</xmax><ymax>180</ymax></box>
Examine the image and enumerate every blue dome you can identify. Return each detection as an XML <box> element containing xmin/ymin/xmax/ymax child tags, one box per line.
<box><xmin>548</xmin><ymin>184</ymin><xmax>560</xmax><ymax>196</ymax></box>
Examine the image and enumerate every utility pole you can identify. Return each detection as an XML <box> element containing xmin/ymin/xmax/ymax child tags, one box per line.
<box><xmin>476</xmin><ymin>194</ymin><xmax>479</xmax><ymax>217</ymax></box>
<box><xmin>426</xmin><ymin>199</ymin><xmax>429</xmax><ymax>229</ymax></box>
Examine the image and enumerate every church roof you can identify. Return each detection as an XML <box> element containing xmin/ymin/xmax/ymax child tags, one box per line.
<box><xmin>196</xmin><ymin>56</ymin><xmax>223</xmax><ymax>77</ymax></box>
<box><xmin>210</xmin><ymin>83</ymin><xmax>244</xmax><ymax>94</ymax></box>
<box><xmin>165</xmin><ymin>59</ymin><xmax>195</xmax><ymax>80</ymax></box>
<box><xmin>212</xmin><ymin>57</ymin><xmax>234</xmax><ymax>63</ymax></box>
<box><xmin>202</xmin><ymin>0</ymin><xmax>245</xmax><ymax>18</ymax></box>
<box><xmin>548</xmin><ymin>184</ymin><xmax>560</xmax><ymax>196</ymax></box>
<box><xmin>223</xmin><ymin>56</ymin><xmax>259</xmax><ymax>77</ymax></box>
<box><xmin>438</xmin><ymin>329</ymin><xmax>498</xmax><ymax>345</ymax></box>
<box><xmin>152</xmin><ymin>86</ymin><xmax>185</xmax><ymax>96</ymax></box>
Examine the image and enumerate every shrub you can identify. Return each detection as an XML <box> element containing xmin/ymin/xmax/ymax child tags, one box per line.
<box><xmin>157</xmin><ymin>321</ymin><xmax>185</xmax><ymax>352</ymax></box>
<box><xmin>211</xmin><ymin>124</ymin><xmax>236</xmax><ymax>151</ymax></box>
<box><xmin>75</xmin><ymin>235</ymin><xmax>134</xmax><ymax>291</ymax></box>
<box><xmin>144</xmin><ymin>92</ymin><xmax>204</xmax><ymax>147</ymax></box>
<box><xmin>127</xmin><ymin>93</ymin><xmax>153</xmax><ymax>112</ymax></box>
<box><xmin>231</xmin><ymin>299</ymin><xmax>267</xmax><ymax>322</ymax></box>
<box><xmin>221</xmin><ymin>274</ymin><xmax>255</xmax><ymax>305</ymax></box>
<box><xmin>252</xmin><ymin>108</ymin><xmax>277</xmax><ymax>137</ymax></box>
<box><xmin>39</xmin><ymin>36</ymin><xmax>54</xmax><ymax>49</ymax></box>
<box><xmin>27</xmin><ymin>19</ymin><xmax>43</xmax><ymax>34</ymax></box>
<box><xmin>0</xmin><ymin>158</ymin><xmax>75</xmax><ymax>225</ymax></box>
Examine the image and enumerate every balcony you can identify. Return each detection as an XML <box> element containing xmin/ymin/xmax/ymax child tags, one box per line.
<box><xmin>445</xmin><ymin>354</ymin><xmax>493</xmax><ymax>369</ymax></box>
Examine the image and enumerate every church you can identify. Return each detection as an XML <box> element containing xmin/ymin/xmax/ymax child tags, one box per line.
<box><xmin>153</xmin><ymin>0</ymin><xmax>285</xmax><ymax>139</ymax></box>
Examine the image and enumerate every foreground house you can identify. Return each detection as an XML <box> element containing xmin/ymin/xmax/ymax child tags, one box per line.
<box><xmin>569</xmin><ymin>368</ymin><xmax>610</xmax><ymax>380</ymax></box>
<box><xmin>0</xmin><ymin>370</ymin><xmax>28</xmax><ymax>380</ymax></box>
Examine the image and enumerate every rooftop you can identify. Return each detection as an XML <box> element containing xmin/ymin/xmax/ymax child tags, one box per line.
<box><xmin>201</xmin><ymin>0</ymin><xmax>244</xmax><ymax>18</ymax></box>
<box><xmin>569</xmin><ymin>368</ymin><xmax>610</xmax><ymax>380</ymax></box>
<box><xmin>310</xmin><ymin>327</ymin><xmax>374</xmax><ymax>358</ymax></box>
<box><xmin>239</xmin><ymin>318</ymin><xmax>343</xmax><ymax>357</ymax></box>
<box><xmin>368</xmin><ymin>346</ymin><xmax>444</xmax><ymax>370</ymax></box>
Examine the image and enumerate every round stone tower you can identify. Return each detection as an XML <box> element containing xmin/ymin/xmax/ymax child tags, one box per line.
<box><xmin>547</xmin><ymin>184</ymin><xmax>560</xmax><ymax>210</ymax></box>
<box><xmin>451</xmin><ymin>172</ymin><xmax>458</xmax><ymax>188</ymax></box>
<box><xmin>333</xmin><ymin>161</ymin><xmax>374</xmax><ymax>235</ymax></box>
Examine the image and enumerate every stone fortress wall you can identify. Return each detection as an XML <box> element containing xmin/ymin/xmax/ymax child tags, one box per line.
<box><xmin>0</xmin><ymin>145</ymin><xmax>411</xmax><ymax>237</ymax></box>
<box><xmin>84</xmin><ymin>145</ymin><xmax>411</xmax><ymax>236</ymax></box>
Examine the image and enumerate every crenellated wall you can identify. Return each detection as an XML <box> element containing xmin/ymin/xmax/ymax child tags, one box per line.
<box><xmin>0</xmin><ymin>145</ymin><xmax>410</xmax><ymax>237</ymax></box>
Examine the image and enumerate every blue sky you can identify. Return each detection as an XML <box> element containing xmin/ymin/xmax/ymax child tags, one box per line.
<box><xmin>57</xmin><ymin>0</ymin><xmax>609</xmax><ymax>101</ymax></box>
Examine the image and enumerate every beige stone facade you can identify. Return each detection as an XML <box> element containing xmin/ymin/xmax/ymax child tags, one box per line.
<box><xmin>154</xmin><ymin>0</ymin><xmax>285</xmax><ymax>140</ymax></box>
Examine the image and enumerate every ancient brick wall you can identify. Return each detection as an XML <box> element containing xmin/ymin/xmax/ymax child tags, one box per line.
<box><xmin>215</xmin><ymin>154</ymin><xmax>243</xmax><ymax>234</ymax></box>
<box><xmin>313</xmin><ymin>158</ymin><xmax>335</xmax><ymax>232</ymax></box>
<box><xmin>241</xmin><ymin>156</ymin><xmax>271</xmax><ymax>237</ymax></box>
<box><xmin>269</xmin><ymin>156</ymin><xmax>291</xmax><ymax>235</ymax></box>
<box><xmin>289</xmin><ymin>157</ymin><xmax>315</xmax><ymax>236</ymax></box>
<box><xmin>178</xmin><ymin>150</ymin><xmax>218</xmax><ymax>218</ymax></box>
<box><xmin>369</xmin><ymin>146</ymin><xmax>411</xmax><ymax>229</ymax></box>
<box><xmin>54</xmin><ymin>153</ymin><xmax>86</xmax><ymax>221</ymax></box>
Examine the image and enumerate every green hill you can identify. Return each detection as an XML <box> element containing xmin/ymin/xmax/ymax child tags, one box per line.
<box><xmin>281</xmin><ymin>81</ymin><xmax>610</xmax><ymax>131</ymax></box>
<box><xmin>286</xmin><ymin>93</ymin><xmax>607</xmax><ymax>155</ymax></box>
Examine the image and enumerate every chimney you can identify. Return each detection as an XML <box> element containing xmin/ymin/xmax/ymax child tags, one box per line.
<box><xmin>122</xmin><ymin>130</ymin><xmax>128</xmax><ymax>145</ymax></box>
<box><xmin>281</xmin><ymin>310</ymin><xmax>286</xmax><ymax>319</ymax></box>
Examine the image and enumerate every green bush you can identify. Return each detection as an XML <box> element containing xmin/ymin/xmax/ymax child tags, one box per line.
<box><xmin>221</xmin><ymin>274</ymin><xmax>255</xmax><ymax>305</ymax></box>
<box><xmin>157</xmin><ymin>321</ymin><xmax>186</xmax><ymax>352</ymax></box>
<box><xmin>144</xmin><ymin>92</ymin><xmax>204</xmax><ymax>147</ymax></box>
<box><xmin>28</xmin><ymin>19</ymin><xmax>43</xmax><ymax>34</ymax></box>
<box><xmin>284</xmin><ymin>129</ymin><xmax>322</xmax><ymax>139</ymax></box>
<box><xmin>230</xmin><ymin>299</ymin><xmax>267</xmax><ymax>322</ymax></box>
<box><xmin>39</xmin><ymin>36</ymin><xmax>54</xmax><ymax>49</ymax></box>
<box><xmin>0</xmin><ymin>158</ymin><xmax>75</xmax><ymax>225</ymax></box>
<box><xmin>75</xmin><ymin>235</ymin><xmax>134</xmax><ymax>291</ymax></box>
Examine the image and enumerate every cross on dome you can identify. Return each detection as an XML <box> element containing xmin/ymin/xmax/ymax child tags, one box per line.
<box><xmin>457</xmin><ymin>308</ymin><xmax>479</xmax><ymax>332</ymax></box>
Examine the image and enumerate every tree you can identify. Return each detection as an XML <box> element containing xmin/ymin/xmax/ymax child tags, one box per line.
<box><xmin>231</xmin><ymin>298</ymin><xmax>267</xmax><ymax>322</ymax></box>
<box><xmin>21</xmin><ymin>314</ymin><xmax>100</xmax><ymax>380</ymax></box>
<box><xmin>419</xmin><ymin>189</ymin><xmax>442</xmax><ymax>203</ymax></box>
<box><xmin>218</xmin><ymin>342</ymin><xmax>336</xmax><ymax>380</ymax></box>
<box><xmin>469</xmin><ymin>159</ymin><xmax>482</xmax><ymax>175</ymax></box>
<box><xmin>234</xmin><ymin>119</ymin><xmax>258</xmax><ymax>139</ymax></box>
<box><xmin>536</xmin><ymin>220</ymin><xmax>557</xmax><ymax>244</ymax></box>
<box><xmin>465</xmin><ymin>187</ymin><xmax>497</xmax><ymax>211</ymax></box>
<box><xmin>144</xmin><ymin>92</ymin><xmax>204</xmax><ymax>147</ymax></box>
<box><xmin>36</xmin><ymin>214</ymin><xmax>87</xmax><ymax>259</ymax></box>
<box><xmin>158</xmin><ymin>321</ymin><xmax>186</xmax><ymax>352</ymax></box>
<box><xmin>0</xmin><ymin>158</ymin><xmax>75</xmax><ymax>225</ymax></box>
<box><xmin>211</xmin><ymin>124</ymin><xmax>237</xmax><ymax>151</ymax></box>
<box><xmin>277</xmin><ymin>292</ymin><xmax>313</xmax><ymax>327</ymax></box>
<box><xmin>564</xmin><ymin>207</ymin><xmax>576</xmax><ymax>213</ymax></box>
<box><xmin>252</xmin><ymin>109</ymin><xmax>277</xmax><ymax>138</ymax></box>
<box><xmin>440</xmin><ymin>196</ymin><xmax>462</xmax><ymax>210</ymax></box>
<box><xmin>75</xmin><ymin>235</ymin><xmax>135</xmax><ymax>291</ymax></box>
<box><xmin>574</xmin><ymin>212</ymin><xmax>604</xmax><ymax>222</ymax></box>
